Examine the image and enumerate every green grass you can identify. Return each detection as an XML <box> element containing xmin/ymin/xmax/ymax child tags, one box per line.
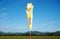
<box><xmin>0</xmin><ymin>36</ymin><xmax>60</xmax><ymax>39</ymax></box>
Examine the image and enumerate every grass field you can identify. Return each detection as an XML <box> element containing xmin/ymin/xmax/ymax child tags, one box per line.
<box><xmin>0</xmin><ymin>36</ymin><xmax>60</xmax><ymax>39</ymax></box>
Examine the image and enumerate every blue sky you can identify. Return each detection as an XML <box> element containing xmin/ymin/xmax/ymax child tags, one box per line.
<box><xmin>0</xmin><ymin>0</ymin><xmax>60</xmax><ymax>32</ymax></box>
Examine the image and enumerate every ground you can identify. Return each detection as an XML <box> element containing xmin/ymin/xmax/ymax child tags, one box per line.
<box><xmin>0</xmin><ymin>36</ymin><xmax>60</xmax><ymax>39</ymax></box>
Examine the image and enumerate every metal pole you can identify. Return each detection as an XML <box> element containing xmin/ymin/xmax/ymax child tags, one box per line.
<box><xmin>30</xmin><ymin>31</ymin><xmax>32</xmax><ymax>39</ymax></box>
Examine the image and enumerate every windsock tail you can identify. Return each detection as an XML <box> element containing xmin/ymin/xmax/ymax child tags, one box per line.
<box><xmin>28</xmin><ymin>23</ymin><xmax>32</xmax><ymax>31</ymax></box>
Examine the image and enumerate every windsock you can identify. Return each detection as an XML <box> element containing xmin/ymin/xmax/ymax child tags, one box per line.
<box><xmin>26</xmin><ymin>3</ymin><xmax>34</xmax><ymax>31</ymax></box>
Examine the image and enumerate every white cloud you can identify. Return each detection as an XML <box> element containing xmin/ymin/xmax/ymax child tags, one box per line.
<box><xmin>40</xmin><ymin>21</ymin><xmax>55</xmax><ymax>26</ymax></box>
<box><xmin>14</xmin><ymin>26</ymin><xmax>27</xmax><ymax>29</ymax></box>
<box><xmin>0</xmin><ymin>25</ymin><xmax>28</xmax><ymax>32</ymax></box>
<box><xmin>0</xmin><ymin>8</ymin><xmax>7</xmax><ymax>12</ymax></box>
<box><xmin>0</xmin><ymin>12</ymin><xmax>8</xmax><ymax>18</ymax></box>
<box><xmin>2</xmin><ymin>8</ymin><xmax>7</xmax><ymax>10</ymax></box>
<box><xmin>0</xmin><ymin>8</ymin><xmax>7</xmax><ymax>19</ymax></box>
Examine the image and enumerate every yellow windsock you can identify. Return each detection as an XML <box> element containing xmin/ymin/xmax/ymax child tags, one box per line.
<box><xmin>26</xmin><ymin>3</ymin><xmax>34</xmax><ymax>31</ymax></box>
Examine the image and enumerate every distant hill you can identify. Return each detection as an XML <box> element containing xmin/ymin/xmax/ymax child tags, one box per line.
<box><xmin>0</xmin><ymin>31</ymin><xmax>60</xmax><ymax>36</ymax></box>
